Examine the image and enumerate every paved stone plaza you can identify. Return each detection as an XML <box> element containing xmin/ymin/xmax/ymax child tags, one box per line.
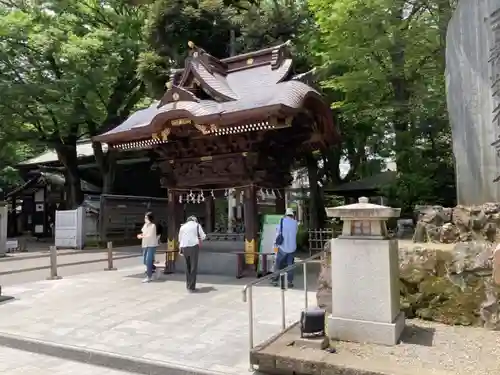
<box><xmin>0</xmin><ymin>265</ymin><xmax>316</xmax><ymax>374</ymax></box>
<box><xmin>0</xmin><ymin>347</ymin><xmax>136</xmax><ymax>375</ymax></box>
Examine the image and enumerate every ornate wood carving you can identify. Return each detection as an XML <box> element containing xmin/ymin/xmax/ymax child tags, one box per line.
<box><xmin>156</xmin><ymin>132</ymin><xmax>263</xmax><ymax>160</ymax></box>
<box><xmin>169</xmin><ymin>155</ymin><xmax>249</xmax><ymax>186</ymax></box>
<box><xmin>157</xmin><ymin>151</ymin><xmax>292</xmax><ymax>188</ymax></box>
<box><xmin>151</xmin><ymin>111</ymin><xmax>316</xmax><ymax>189</ymax></box>
<box><xmin>194</xmin><ymin>123</ymin><xmax>217</xmax><ymax>135</ymax></box>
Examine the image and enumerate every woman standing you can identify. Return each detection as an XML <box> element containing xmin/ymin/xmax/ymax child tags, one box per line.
<box><xmin>137</xmin><ymin>212</ymin><xmax>158</xmax><ymax>283</ymax></box>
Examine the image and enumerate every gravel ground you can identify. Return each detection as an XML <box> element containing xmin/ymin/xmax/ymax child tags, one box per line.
<box><xmin>259</xmin><ymin>319</ymin><xmax>500</xmax><ymax>375</ymax></box>
<box><xmin>332</xmin><ymin>319</ymin><xmax>500</xmax><ymax>375</ymax></box>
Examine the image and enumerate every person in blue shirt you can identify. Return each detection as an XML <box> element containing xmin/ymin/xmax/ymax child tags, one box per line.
<box><xmin>272</xmin><ymin>207</ymin><xmax>298</xmax><ymax>288</ymax></box>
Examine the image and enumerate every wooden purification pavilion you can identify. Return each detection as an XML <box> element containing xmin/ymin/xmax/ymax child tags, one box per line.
<box><xmin>93</xmin><ymin>41</ymin><xmax>337</xmax><ymax>268</ymax></box>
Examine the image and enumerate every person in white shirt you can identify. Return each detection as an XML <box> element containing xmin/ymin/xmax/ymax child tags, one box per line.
<box><xmin>178</xmin><ymin>216</ymin><xmax>206</xmax><ymax>292</ymax></box>
<box><xmin>137</xmin><ymin>212</ymin><xmax>158</xmax><ymax>283</ymax></box>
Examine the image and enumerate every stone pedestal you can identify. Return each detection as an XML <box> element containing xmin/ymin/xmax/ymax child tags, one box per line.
<box><xmin>0</xmin><ymin>202</ymin><xmax>7</xmax><ymax>256</ymax></box>
<box><xmin>326</xmin><ymin>197</ymin><xmax>405</xmax><ymax>346</ymax></box>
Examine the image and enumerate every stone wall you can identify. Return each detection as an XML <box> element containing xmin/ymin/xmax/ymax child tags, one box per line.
<box><xmin>413</xmin><ymin>204</ymin><xmax>500</xmax><ymax>244</ymax></box>
<box><xmin>317</xmin><ymin>241</ymin><xmax>500</xmax><ymax>329</ymax></box>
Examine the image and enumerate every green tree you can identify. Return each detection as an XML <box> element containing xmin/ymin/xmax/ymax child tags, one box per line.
<box><xmin>139</xmin><ymin>0</ymin><xmax>314</xmax><ymax>96</ymax></box>
<box><xmin>0</xmin><ymin>0</ymin><xmax>148</xmax><ymax>206</ymax></box>
<box><xmin>307</xmin><ymin>0</ymin><xmax>457</xmax><ymax>211</ymax></box>
<box><xmin>0</xmin><ymin>134</ymin><xmax>41</xmax><ymax>191</ymax></box>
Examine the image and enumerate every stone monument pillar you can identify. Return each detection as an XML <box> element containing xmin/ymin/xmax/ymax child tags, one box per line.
<box><xmin>446</xmin><ymin>0</ymin><xmax>500</xmax><ymax>204</ymax></box>
<box><xmin>0</xmin><ymin>202</ymin><xmax>7</xmax><ymax>256</ymax></box>
<box><xmin>326</xmin><ymin>197</ymin><xmax>404</xmax><ymax>346</ymax></box>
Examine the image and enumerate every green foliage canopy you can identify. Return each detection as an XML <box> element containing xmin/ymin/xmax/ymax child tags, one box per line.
<box><xmin>0</xmin><ymin>0</ymin><xmax>149</xmax><ymax>204</ymax></box>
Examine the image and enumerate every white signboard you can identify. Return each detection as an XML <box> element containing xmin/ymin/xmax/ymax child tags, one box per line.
<box><xmin>55</xmin><ymin>207</ymin><xmax>85</xmax><ymax>249</ymax></box>
<box><xmin>258</xmin><ymin>214</ymin><xmax>281</xmax><ymax>273</ymax></box>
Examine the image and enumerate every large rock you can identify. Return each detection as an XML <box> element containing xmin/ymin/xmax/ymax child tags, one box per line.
<box><xmin>400</xmin><ymin>242</ymin><xmax>500</xmax><ymax>328</ymax></box>
<box><xmin>317</xmin><ymin>241</ymin><xmax>500</xmax><ymax>329</ymax></box>
<box><xmin>413</xmin><ymin>204</ymin><xmax>500</xmax><ymax>244</ymax></box>
<box><xmin>316</xmin><ymin>241</ymin><xmax>332</xmax><ymax>313</ymax></box>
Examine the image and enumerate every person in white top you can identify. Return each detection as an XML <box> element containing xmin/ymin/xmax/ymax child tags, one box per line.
<box><xmin>178</xmin><ymin>216</ymin><xmax>206</xmax><ymax>292</ymax></box>
<box><xmin>137</xmin><ymin>212</ymin><xmax>158</xmax><ymax>283</ymax></box>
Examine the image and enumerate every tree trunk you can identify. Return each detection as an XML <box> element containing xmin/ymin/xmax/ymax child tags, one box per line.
<box><xmin>92</xmin><ymin>141</ymin><xmax>116</xmax><ymax>194</ymax></box>
<box><xmin>389</xmin><ymin>4</ymin><xmax>412</xmax><ymax>174</ymax></box>
<box><xmin>55</xmin><ymin>142</ymin><xmax>83</xmax><ymax>209</ymax></box>
<box><xmin>305</xmin><ymin>153</ymin><xmax>326</xmax><ymax>229</ymax></box>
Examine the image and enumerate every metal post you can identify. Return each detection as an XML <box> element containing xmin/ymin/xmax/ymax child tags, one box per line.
<box><xmin>247</xmin><ymin>286</ymin><xmax>255</xmax><ymax>371</ymax></box>
<box><xmin>47</xmin><ymin>246</ymin><xmax>62</xmax><ymax>280</ymax></box>
<box><xmin>104</xmin><ymin>241</ymin><xmax>117</xmax><ymax>271</ymax></box>
<box><xmin>303</xmin><ymin>262</ymin><xmax>308</xmax><ymax>309</ymax></box>
<box><xmin>280</xmin><ymin>272</ymin><xmax>287</xmax><ymax>330</ymax></box>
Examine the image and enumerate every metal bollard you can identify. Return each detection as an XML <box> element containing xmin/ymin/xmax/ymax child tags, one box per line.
<box><xmin>303</xmin><ymin>262</ymin><xmax>308</xmax><ymax>309</ymax></box>
<box><xmin>104</xmin><ymin>241</ymin><xmax>117</xmax><ymax>271</ymax></box>
<box><xmin>47</xmin><ymin>245</ymin><xmax>62</xmax><ymax>280</ymax></box>
<box><xmin>280</xmin><ymin>272</ymin><xmax>288</xmax><ymax>330</ymax></box>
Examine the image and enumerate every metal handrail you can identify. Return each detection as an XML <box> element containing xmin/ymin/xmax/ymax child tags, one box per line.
<box><xmin>242</xmin><ymin>250</ymin><xmax>325</xmax><ymax>367</ymax></box>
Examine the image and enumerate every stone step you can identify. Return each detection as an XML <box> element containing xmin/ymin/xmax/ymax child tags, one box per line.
<box><xmin>0</xmin><ymin>331</ymin><xmax>236</xmax><ymax>375</ymax></box>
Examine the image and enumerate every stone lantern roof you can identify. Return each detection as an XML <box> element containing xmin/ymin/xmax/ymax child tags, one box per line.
<box><xmin>326</xmin><ymin>197</ymin><xmax>400</xmax><ymax>239</ymax></box>
<box><xmin>326</xmin><ymin>197</ymin><xmax>401</xmax><ymax>220</ymax></box>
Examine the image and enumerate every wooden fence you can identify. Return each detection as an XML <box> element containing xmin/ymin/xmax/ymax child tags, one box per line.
<box><xmin>308</xmin><ymin>228</ymin><xmax>337</xmax><ymax>255</ymax></box>
<box><xmin>99</xmin><ymin>194</ymin><xmax>169</xmax><ymax>243</ymax></box>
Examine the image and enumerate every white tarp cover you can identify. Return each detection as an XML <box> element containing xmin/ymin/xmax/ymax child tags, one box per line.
<box><xmin>446</xmin><ymin>0</ymin><xmax>500</xmax><ymax>204</ymax></box>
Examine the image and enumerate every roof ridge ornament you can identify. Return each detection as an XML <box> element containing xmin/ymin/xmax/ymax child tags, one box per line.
<box><xmin>158</xmin><ymin>85</ymin><xmax>200</xmax><ymax>107</ymax></box>
<box><xmin>271</xmin><ymin>40</ymin><xmax>292</xmax><ymax>70</ymax></box>
<box><xmin>292</xmin><ymin>68</ymin><xmax>317</xmax><ymax>85</ymax></box>
<box><xmin>187</xmin><ymin>41</ymin><xmax>228</xmax><ymax>76</ymax></box>
<box><xmin>187</xmin><ymin>40</ymin><xmax>207</xmax><ymax>58</ymax></box>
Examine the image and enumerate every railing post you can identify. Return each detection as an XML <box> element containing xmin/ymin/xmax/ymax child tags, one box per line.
<box><xmin>303</xmin><ymin>262</ymin><xmax>308</xmax><ymax>309</ymax></box>
<box><xmin>104</xmin><ymin>241</ymin><xmax>117</xmax><ymax>271</ymax></box>
<box><xmin>242</xmin><ymin>251</ymin><xmax>325</xmax><ymax>371</ymax></box>
<box><xmin>247</xmin><ymin>286</ymin><xmax>255</xmax><ymax>371</ymax></box>
<box><xmin>47</xmin><ymin>245</ymin><xmax>62</xmax><ymax>280</ymax></box>
<box><xmin>280</xmin><ymin>272</ymin><xmax>288</xmax><ymax>330</ymax></box>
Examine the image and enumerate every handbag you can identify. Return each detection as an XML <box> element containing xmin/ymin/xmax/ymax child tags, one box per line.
<box><xmin>275</xmin><ymin>218</ymin><xmax>284</xmax><ymax>246</ymax></box>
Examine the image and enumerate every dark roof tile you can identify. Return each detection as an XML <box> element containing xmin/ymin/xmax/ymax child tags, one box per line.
<box><xmin>94</xmin><ymin>42</ymin><xmax>333</xmax><ymax>143</ymax></box>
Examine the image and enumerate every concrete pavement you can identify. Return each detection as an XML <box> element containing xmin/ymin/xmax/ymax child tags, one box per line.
<box><xmin>0</xmin><ymin>256</ymin><xmax>143</xmax><ymax>286</ymax></box>
<box><xmin>0</xmin><ymin>245</ymin><xmax>143</xmax><ymax>286</ymax></box>
<box><xmin>0</xmin><ymin>347</ymin><xmax>137</xmax><ymax>375</ymax></box>
<box><xmin>0</xmin><ymin>264</ymin><xmax>316</xmax><ymax>374</ymax></box>
<box><xmin>0</xmin><ymin>250</ymin><xmax>140</xmax><ymax>275</ymax></box>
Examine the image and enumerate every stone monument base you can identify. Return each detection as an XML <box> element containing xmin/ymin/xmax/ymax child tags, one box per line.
<box><xmin>328</xmin><ymin>311</ymin><xmax>405</xmax><ymax>346</ymax></box>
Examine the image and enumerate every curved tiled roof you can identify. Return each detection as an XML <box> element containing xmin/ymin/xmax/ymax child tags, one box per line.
<box><xmin>100</xmin><ymin>81</ymin><xmax>319</xmax><ymax>139</ymax></box>
<box><xmin>191</xmin><ymin>60</ymin><xmax>239</xmax><ymax>100</ymax></box>
<box><xmin>94</xmin><ymin>42</ymin><xmax>334</xmax><ymax>143</ymax></box>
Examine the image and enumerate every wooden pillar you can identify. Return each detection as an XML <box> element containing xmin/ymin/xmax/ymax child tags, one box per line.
<box><xmin>165</xmin><ymin>189</ymin><xmax>182</xmax><ymax>273</ymax></box>
<box><xmin>243</xmin><ymin>185</ymin><xmax>258</xmax><ymax>265</ymax></box>
<box><xmin>10</xmin><ymin>195</ymin><xmax>17</xmax><ymax>237</ymax></box>
<box><xmin>204</xmin><ymin>195</ymin><xmax>215</xmax><ymax>233</ymax></box>
<box><xmin>227</xmin><ymin>189</ymin><xmax>235</xmax><ymax>233</ymax></box>
<box><xmin>275</xmin><ymin>188</ymin><xmax>286</xmax><ymax>214</ymax></box>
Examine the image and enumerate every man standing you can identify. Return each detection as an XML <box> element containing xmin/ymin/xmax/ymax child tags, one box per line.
<box><xmin>178</xmin><ymin>216</ymin><xmax>206</xmax><ymax>292</ymax></box>
<box><xmin>272</xmin><ymin>208</ymin><xmax>298</xmax><ymax>288</ymax></box>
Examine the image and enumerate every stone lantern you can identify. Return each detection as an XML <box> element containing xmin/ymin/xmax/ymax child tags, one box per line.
<box><xmin>325</xmin><ymin>197</ymin><xmax>405</xmax><ymax>346</ymax></box>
